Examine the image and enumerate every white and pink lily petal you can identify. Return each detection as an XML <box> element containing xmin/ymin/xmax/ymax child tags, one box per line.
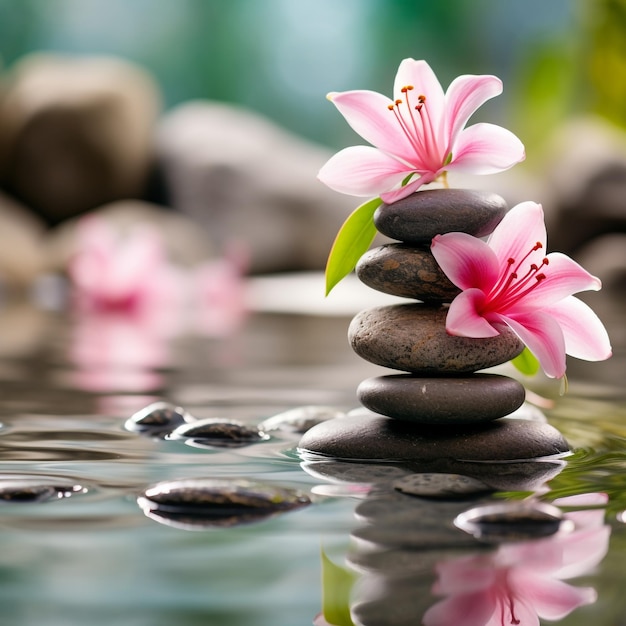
<box><xmin>431</xmin><ymin>201</ymin><xmax>612</xmax><ymax>378</ymax></box>
<box><xmin>318</xmin><ymin>58</ymin><xmax>525</xmax><ymax>203</ymax></box>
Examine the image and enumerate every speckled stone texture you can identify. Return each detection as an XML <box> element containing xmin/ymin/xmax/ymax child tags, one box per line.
<box><xmin>348</xmin><ymin>304</ymin><xmax>524</xmax><ymax>374</ymax></box>
<box><xmin>357</xmin><ymin>373</ymin><xmax>526</xmax><ymax>423</ymax></box>
<box><xmin>356</xmin><ymin>243</ymin><xmax>460</xmax><ymax>301</ymax></box>
<box><xmin>373</xmin><ymin>188</ymin><xmax>508</xmax><ymax>244</ymax></box>
<box><xmin>298</xmin><ymin>414</ymin><xmax>570</xmax><ymax>463</ymax></box>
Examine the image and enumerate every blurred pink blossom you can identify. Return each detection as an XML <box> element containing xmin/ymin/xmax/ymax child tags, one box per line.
<box><xmin>191</xmin><ymin>243</ymin><xmax>249</xmax><ymax>337</ymax></box>
<box><xmin>67</xmin><ymin>217</ymin><xmax>249</xmax><ymax>390</ymax></box>
<box><xmin>69</xmin><ymin>216</ymin><xmax>185</xmax><ymax>314</ymax></box>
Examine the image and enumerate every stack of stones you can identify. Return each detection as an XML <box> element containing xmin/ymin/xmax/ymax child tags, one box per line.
<box><xmin>352</xmin><ymin>189</ymin><xmax>525</xmax><ymax>426</ymax></box>
<box><xmin>299</xmin><ymin>189</ymin><xmax>570</xmax><ymax>468</ymax></box>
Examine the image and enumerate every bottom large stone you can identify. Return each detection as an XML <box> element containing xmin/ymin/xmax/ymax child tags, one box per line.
<box><xmin>298</xmin><ymin>414</ymin><xmax>569</xmax><ymax>464</ymax></box>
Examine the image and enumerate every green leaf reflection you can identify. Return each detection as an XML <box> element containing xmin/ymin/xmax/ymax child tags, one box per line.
<box><xmin>321</xmin><ymin>549</ymin><xmax>356</xmax><ymax>626</ymax></box>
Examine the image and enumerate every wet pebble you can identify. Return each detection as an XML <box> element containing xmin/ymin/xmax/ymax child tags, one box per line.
<box><xmin>168</xmin><ymin>418</ymin><xmax>268</xmax><ymax>448</ymax></box>
<box><xmin>374</xmin><ymin>188</ymin><xmax>507</xmax><ymax>243</ymax></box>
<box><xmin>357</xmin><ymin>373</ymin><xmax>526</xmax><ymax>424</ymax></box>
<box><xmin>0</xmin><ymin>478</ymin><xmax>88</xmax><ymax>503</ymax></box>
<box><xmin>258</xmin><ymin>405</ymin><xmax>346</xmax><ymax>436</ymax></box>
<box><xmin>393</xmin><ymin>473</ymin><xmax>493</xmax><ymax>499</ymax></box>
<box><xmin>454</xmin><ymin>502</ymin><xmax>564</xmax><ymax>543</ymax></box>
<box><xmin>349</xmin><ymin>304</ymin><xmax>524</xmax><ymax>374</ymax></box>
<box><xmin>138</xmin><ymin>478</ymin><xmax>310</xmax><ymax>529</ymax></box>
<box><xmin>356</xmin><ymin>243</ymin><xmax>460</xmax><ymax>301</ymax></box>
<box><xmin>125</xmin><ymin>402</ymin><xmax>192</xmax><ymax>436</ymax></box>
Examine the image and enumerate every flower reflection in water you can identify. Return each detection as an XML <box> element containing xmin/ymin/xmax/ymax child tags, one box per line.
<box><xmin>191</xmin><ymin>243</ymin><xmax>249</xmax><ymax>338</ymax></box>
<box><xmin>423</xmin><ymin>493</ymin><xmax>609</xmax><ymax>626</ymax></box>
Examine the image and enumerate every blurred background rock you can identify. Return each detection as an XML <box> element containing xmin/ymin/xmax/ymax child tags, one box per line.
<box><xmin>0</xmin><ymin>0</ymin><xmax>623</xmax><ymax>322</ymax></box>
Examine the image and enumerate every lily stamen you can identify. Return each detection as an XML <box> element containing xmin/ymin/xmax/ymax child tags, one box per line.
<box><xmin>388</xmin><ymin>85</ymin><xmax>428</xmax><ymax>157</ymax></box>
<box><xmin>319</xmin><ymin>58</ymin><xmax>526</xmax><ymax>205</ymax></box>
<box><xmin>414</xmin><ymin>94</ymin><xmax>438</xmax><ymax>164</ymax></box>
<box><xmin>431</xmin><ymin>200</ymin><xmax>611</xmax><ymax>379</ymax></box>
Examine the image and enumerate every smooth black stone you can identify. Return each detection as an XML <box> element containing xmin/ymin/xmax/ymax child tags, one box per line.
<box><xmin>356</xmin><ymin>243</ymin><xmax>460</xmax><ymax>301</ymax></box>
<box><xmin>374</xmin><ymin>189</ymin><xmax>507</xmax><ymax>243</ymax></box>
<box><xmin>258</xmin><ymin>405</ymin><xmax>345</xmax><ymax>436</ymax></box>
<box><xmin>138</xmin><ymin>478</ymin><xmax>310</xmax><ymax>528</ymax></box>
<box><xmin>168</xmin><ymin>418</ymin><xmax>268</xmax><ymax>448</ymax></box>
<box><xmin>0</xmin><ymin>478</ymin><xmax>88</xmax><ymax>503</ymax></box>
<box><xmin>357</xmin><ymin>373</ymin><xmax>526</xmax><ymax>424</ymax></box>
<box><xmin>124</xmin><ymin>401</ymin><xmax>192</xmax><ymax>435</ymax></box>
<box><xmin>455</xmin><ymin>502</ymin><xmax>564</xmax><ymax>543</ymax></box>
<box><xmin>349</xmin><ymin>304</ymin><xmax>524</xmax><ymax>374</ymax></box>
<box><xmin>298</xmin><ymin>414</ymin><xmax>570</xmax><ymax>463</ymax></box>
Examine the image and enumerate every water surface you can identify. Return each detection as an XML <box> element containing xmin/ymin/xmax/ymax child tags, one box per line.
<box><xmin>0</xmin><ymin>277</ymin><xmax>624</xmax><ymax>626</ymax></box>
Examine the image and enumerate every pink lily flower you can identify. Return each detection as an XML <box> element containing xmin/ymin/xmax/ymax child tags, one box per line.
<box><xmin>318</xmin><ymin>58</ymin><xmax>525</xmax><ymax>203</ymax></box>
<box><xmin>423</xmin><ymin>493</ymin><xmax>610</xmax><ymax>626</ymax></box>
<box><xmin>431</xmin><ymin>201</ymin><xmax>612</xmax><ymax>378</ymax></box>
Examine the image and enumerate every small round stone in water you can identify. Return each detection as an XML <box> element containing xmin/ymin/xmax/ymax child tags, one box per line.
<box><xmin>0</xmin><ymin>478</ymin><xmax>88</xmax><ymax>503</ymax></box>
<box><xmin>455</xmin><ymin>502</ymin><xmax>564</xmax><ymax>543</ymax></box>
<box><xmin>168</xmin><ymin>418</ymin><xmax>268</xmax><ymax>448</ymax></box>
<box><xmin>125</xmin><ymin>402</ymin><xmax>192</xmax><ymax>435</ymax></box>
<box><xmin>138</xmin><ymin>478</ymin><xmax>310</xmax><ymax>529</ymax></box>
<box><xmin>258</xmin><ymin>405</ymin><xmax>346</xmax><ymax>435</ymax></box>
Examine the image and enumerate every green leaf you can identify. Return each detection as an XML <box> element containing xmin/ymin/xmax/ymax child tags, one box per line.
<box><xmin>511</xmin><ymin>346</ymin><xmax>540</xmax><ymax>376</ymax></box>
<box><xmin>325</xmin><ymin>197</ymin><xmax>382</xmax><ymax>295</ymax></box>
<box><xmin>321</xmin><ymin>549</ymin><xmax>356</xmax><ymax>626</ymax></box>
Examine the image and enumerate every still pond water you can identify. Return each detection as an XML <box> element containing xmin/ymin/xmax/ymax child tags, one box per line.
<box><xmin>0</xmin><ymin>274</ymin><xmax>624</xmax><ymax>626</ymax></box>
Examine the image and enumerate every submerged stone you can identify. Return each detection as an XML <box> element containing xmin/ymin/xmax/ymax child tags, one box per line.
<box><xmin>298</xmin><ymin>413</ymin><xmax>570</xmax><ymax>464</ymax></box>
<box><xmin>258</xmin><ymin>405</ymin><xmax>346</xmax><ymax>436</ymax></box>
<box><xmin>349</xmin><ymin>304</ymin><xmax>524</xmax><ymax>374</ymax></box>
<box><xmin>393</xmin><ymin>473</ymin><xmax>493</xmax><ymax>499</ymax></box>
<box><xmin>374</xmin><ymin>189</ymin><xmax>507</xmax><ymax>243</ymax></box>
<box><xmin>454</xmin><ymin>502</ymin><xmax>564</xmax><ymax>542</ymax></box>
<box><xmin>138</xmin><ymin>478</ymin><xmax>310</xmax><ymax>529</ymax></box>
<box><xmin>125</xmin><ymin>401</ymin><xmax>192</xmax><ymax>436</ymax></box>
<box><xmin>0</xmin><ymin>478</ymin><xmax>88</xmax><ymax>503</ymax></box>
<box><xmin>357</xmin><ymin>373</ymin><xmax>526</xmax><ymax>424</ymax></box>
<box><xmin>168</xmin><ymin>418</ymin><xmax>268</xmax><ymax>448</ymax></box>
<box><xmin>356</xmin><ymin>243</ymin><xmax>460</xmax><ymax>302</ymax></box>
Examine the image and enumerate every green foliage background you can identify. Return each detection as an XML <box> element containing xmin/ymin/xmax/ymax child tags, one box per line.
<box><xmin>0</xmin><ymin>0</ymin><xmax>600</xmax><ymax>153</ymax></box>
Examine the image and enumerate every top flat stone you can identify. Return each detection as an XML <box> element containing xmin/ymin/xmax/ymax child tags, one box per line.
<box><xmin>374</xmin><ymin>189</ymin><xmax>507</xmax><ymax>243</ymax></box>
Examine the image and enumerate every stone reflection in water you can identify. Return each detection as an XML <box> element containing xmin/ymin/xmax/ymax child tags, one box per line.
<box><xmin>345</xmin><ymin>488</ymin><xmax>609</xmax><ymax>626</ymax></box>
<box><xmin>301</xmin><ymin>453</ymin><xmax>607</xmax><ymax>626</ymax></box>
<box><xmin>137</xmin><ymin>478</ymin><xmax>310</xmax><ymax>531</ymax></box>
<box><xmin>423</xmin><ymin>493</ymin><xmax>610</xmax><ymax>626</ymax></box>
